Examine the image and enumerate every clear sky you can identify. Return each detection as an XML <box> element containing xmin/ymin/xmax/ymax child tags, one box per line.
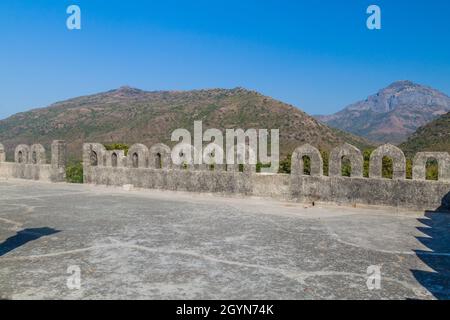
<box><xmin>0</xmin><ymin>0</ymin><xmax>449</xmax><ymax>119</ymax></box>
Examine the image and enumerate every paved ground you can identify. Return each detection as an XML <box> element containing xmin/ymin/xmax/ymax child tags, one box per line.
<box><xmin>0</xmin><ymin>179</ymin><xmax>449</xmax><ymax>300</ymax></box>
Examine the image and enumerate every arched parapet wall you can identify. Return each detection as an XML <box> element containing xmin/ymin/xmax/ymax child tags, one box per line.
<box><xmin>105</xmin><ymin>150</ymin><xmax>126</xmax><ymax>168</ymax></box>
<box><xmin>83</xmin><ymin>143</ymin><xmax>107</xmax><ymax>168</ymax></box>
<box><xmin>127</xmin><ymin>143</ymin><xmax>149</xmax><ymax>169</ymax></box>
<box><xmin>203</xmin><ymin>143</ymin><xmax>225</xmax><ymax>172</ymax></box>
<box><xmin>413</xmin><ymin>152</ymin><xmax>450</xmax><ymax>182</ymax></box>
<box><xmin>329</xmin><ymin>143</ymin><xmax>363</xmax><ymax>178</ymax></box>
<box><xmin>14</xmin><ymin>144</ymin><xmax>30</xmax><ymax>164</ymax></box>
<box><xmin>291</xmin><ymin>144</ymin><xmax>323</xmax><ymax>176</ymax></box>
<box><xmin>0</xmin><ymin>143</ymin><xmax>5</xmax><ymax>162</ymax></box>
<box><xmin>149</xmin><ymin>143</ymin><xmax>172</xmax><ymax>169</ymax></box>
<box><xmin>171</xmin><ymin>143</ymin><xmax>196</xmax><ymax>170</ymax></box>
<box><xmin>369</xmin><ymin>144</ymin><xmax>406</xmax><ymax>180</ymax></box>
<box><xmin>50</xmin><ymin>140</ymin><xmax>66</xmax><ymax>182</ymax></box>
<box><xmin>30</xmin><ymin>144</ymin><xmax>47</xmax><ymax>164</ymax></box>
<box><xmin>225</xmin><ymin>145</ymin><xmax>256</xmax><ymax>174</ymax></box>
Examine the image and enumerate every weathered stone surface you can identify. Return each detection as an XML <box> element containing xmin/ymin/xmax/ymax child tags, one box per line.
<box><xmin>413</xmin><ymin>152</ymin><xmax>450</xmax><ymax>182</ymax></box>
<box><xmin>203</xmin><ymin>142</ymin><xmax>225</xmax><ymax>172</ymax></box>
<box><xmin>50</xmin><ymin>140</ymin><xmax>67</xmax><ymax>182</ymax></box>
<box><xmin>30</xmin><ymin>144</ymin><xmax>46</xmax><ymax>164</ymax></box>
<box><xmin>0</xmin><ymin>140</ymin><xmax>66</xmax><ymax>182</ymax></box>
<box><xmin>2</xmin><ymin>140</ymin><xmax>450</xmax><ymax>211</ymax></box>
<box><xmin>105</xmin><ymin>150</ymin><xmax>126</xmax><ymax>168</ymax></box>
<box><xmin>2</xmin><ymin>179</ymin><xmax>449</xmax><ymax>300</ymax></box>
<box><xmin>329</xmin><ymin>143</ymin><xmax>363</xmax><ymax>178</ymax></box>
<box><xmin>14</xmin><ymin>144</ymin><xmax>30</xmax><ymax>164</ymax></box>
<box><xmin>369</xmin><ymin>144</ymin><xmax>406</xmax><ymax>180</ymax></box>
<box><xmin>0</xmin><ymin>143</ymin><xmax>5</xmax><ymax>162</ymax></box>
<box><xmin>83</xmin><ymin>143</ymin><xmax>107</xmax><ymax>168</ymax></box>
<box><xmin>291</xmin><ymin>144</ymin><xmax>323</xmax><ymax>176</ymax></box>
<box><xmin>149</xmin><ymin>143</ymin><xmax>171</xmax><ymax>169</ymax></box>
<box><xmin>224</xmin><ymin>145</ymin><xmax>256</xmax><ymax>174</ymax></box>
<box><xmin>127</xmin><ymin>143</ymin><xmax>149</xmax><ymax>169</ymax></box>
<box><xmin>173</xmin><ymin>144</ymin><xmax>208</xmax><ymax>171</ymax></box>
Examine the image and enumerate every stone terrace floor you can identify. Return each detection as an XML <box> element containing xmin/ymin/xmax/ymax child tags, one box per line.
<box><xmin>0</xmin><ymin>179</ymin><xmax>449</xmax><ymax>300</ymax></box>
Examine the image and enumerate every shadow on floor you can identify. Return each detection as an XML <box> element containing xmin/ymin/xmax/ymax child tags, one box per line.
<box><xmin>412</xmin><ymin>192</ymin><xmax>450</xmax><ymax>300</ymax></box>
<box><xmin>0</xmin><ymin>227</ymin><xmax>60</xmax><ymax>257</ymax></box>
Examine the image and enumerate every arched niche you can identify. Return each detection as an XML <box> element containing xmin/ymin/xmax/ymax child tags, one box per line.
<box><xmin>413</xmin><ymin>152</ymin><xmax>450</xmax><ymax>182</ymax></box>
<box><xmin>291</xmin><ymin>144</ymin><xmax>323</xmax><ymax>176</ymax></box>
<box><xmin>83</xmin><ymin>143</ymin><xmax>107</xmax><ymax>168</ymax></box>
<box><xmin>149</xmin><ymin>143</ymin><xmax>172</xmax><ymax>169</ymax></box>
<box><xmin>0</xmin><ymin>143</ymin><xmax>5</xmax><ymax>162</ymax></box>
<box><xmin>15</xmin><ymin>144</ymin><xmax>30</xmax><ymax>164</ymax></box>
<box><xmin>329</xmin><ymin>143</ymin><xmax>363</xmax><ymax>178</ymax></box>
<box><xmin>369</xmin><ymin>144</ymin><xmax>406</xmax><ymax>180</ymax></box>
<box><xmin>127</xmin><ymin>144</ymin><xmax>149</xmax><ymax>169</ymax></box>
<box><xmin>30</xmin><ymin>144</ymin><xmax>47</xmax><ymax>164</ymax></box>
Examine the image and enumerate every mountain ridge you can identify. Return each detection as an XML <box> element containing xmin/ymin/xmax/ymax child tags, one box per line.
<box><xmin>316</xmin><ymin>80</ymin><xmax>450</xmax><ymax>144</ymax></box>
<box><xmin>0</xmin><ymin>86</ymin><xmax>372</xmax><ymax>160</ymax></box>
<box><xmin>399</xmin><ymin>111</ymin><xmax>450</xmax><ymax>156</ymax></box>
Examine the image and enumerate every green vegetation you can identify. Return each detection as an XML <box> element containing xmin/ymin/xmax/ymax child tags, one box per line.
<box><xmin>277</xmin><ymin>149</ymin><xmax>437</xmax><ymax>180</ymax></box>
<box><xmin>279</xmin><ymin>156</ymin><xmax>291</xmax><ymax>174</ymax></box>
<box><xmin>0</xmin><ymin>87</ymin><xmax>373</xmax><ymax>161</ymax></box>
<box><xmin>63</xmin><ymin>146</ymin><xmax>438</xmax><ymax>181</ymax></box>
<box><xmin>400</xmin><ymin>111</ymin><xmax>450</xmax><ymax>156</ymax></box>
<box><xmin>66</xmin><ymin>160</ymin><xmax>83</xmax><ymax>183</ymax></box>
<box><xmin>104</xmin><ymin>143</ymin><xmax>129</xmax><ymax>155</ymax></box>
<box><xmin>426</xmin><ymin>159</ymin><xmax>438</xmax><ymax>181</ymax></box>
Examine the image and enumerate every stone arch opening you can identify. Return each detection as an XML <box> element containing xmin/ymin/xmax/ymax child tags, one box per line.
<box><xmin>111</xmin><ymin>153</ymin><xmax>118</xmax><ymax>167</ymax></box>
<box><xmin>302</xmin><ymin>155</ymin><xmax>311</xmax><ymax>175</ymax></box>
<box><xmin>155</xmin><ymin>153</ymin><xmax>162</xmax><ymax>169</ymax></box>
<box><xmin>149</xmin><ymin>143</ymin><xmax>171</xmax><ymax>169</ymax></box>
<box><xmin>31</xmin><ymin>151</ymin><xmax>37</xmax><ymax>164</ymax></box>
<box><xmin>291</xmin><ymin>144</ymin><xmax>323</xmax><ymax>177</ymax></box>
<box><xmin>178</xmin><ymin>151</ymin><xmax>188</xmax><ymax>170</ymax></box>
<box><xmin>412</xmin><ymin>152</ymin><xmax>450</xmax><ymax>181</ymax></box>
<box><xmin>329</xmin><ymin>143</ymin><xmax>363</xmax><ymax>178</ymax></box>
<box><xmin>382</xmin><ymin>156</ymin><xmax>393</xmax><ymax>179</ymax></box>
<box><xmin>18</xmin><ymin>151</ymin><xmax>23</xmax><ymax>164</ymax></box>
<box><xmin>369</xmin><ymin>144</ymin><xmax>406</xmax><ymax>180</ymax></box>
<box><xmin>208</xmin><ymin>151</ymin><xmax>215</xmax><ymax>171</ymax></box>
<box><xmin>132</xmin><ymin>153</ymin><xmax>139</xmax><ymax>168</ymax></box>
<box><xmin>127</xmin><ymin>143</ymin><xmax>149</xmax><ymax>169</ymax></box>
<box><xmin>341</xmin><ymin>156</ymin><xmax>352</xmax><ymax>177</ymax></box>
<box><xmin>425</xmin><ymin>157</ymin><xmax>438</xmax><ymax>181</ymax></box>
<box><xmin>90</xmin><ymin>151</ymin><xmax>98</xmax><ymax>166</ymax></box>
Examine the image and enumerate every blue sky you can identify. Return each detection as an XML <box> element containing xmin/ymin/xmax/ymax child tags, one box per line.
<box><xmin>0</xmin><ymin>0</ymin><xmax>449</xmax><ymax>119</ymax></box>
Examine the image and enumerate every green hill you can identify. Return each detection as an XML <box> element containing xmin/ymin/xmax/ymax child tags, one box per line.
<box><xmin>0</xmin><ymin>86</ymin><xmax>372</xmax><ymax>160</ymax></box>
<box><xmin>400</xmin><ymin>111</ymin><xmax>450</xmax><ymax>157</ymax></box>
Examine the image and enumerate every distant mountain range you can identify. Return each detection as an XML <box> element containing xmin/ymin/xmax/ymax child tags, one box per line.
<box><xmin>0</xmin><ymin>86</ymin><xmax>371</xmax><ymax>160</ymax></box>
<box><xmin>316</xmin><ymin>81</ymin><xmax>450</xmax><ymax>144</ymax></box>
<box><xmin>400</xmin><ymin>111</ymin><xmax>450</xmax><ymax>156</ymax></box>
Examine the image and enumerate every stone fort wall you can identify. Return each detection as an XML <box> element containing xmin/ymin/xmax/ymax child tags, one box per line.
<box><xmin>81</xmin><ymin>142</ymin><xmax>450</xmax><ymax>211</ymax></box>
<box><xmin>1</xmin><ymin>140</ymin><xmax>449</xmax><ymax>211</ymax></box>
<box><xmin>0</xmin><ymin>140</ymin><xmax>66</xmax><ymax>182</ymax></box>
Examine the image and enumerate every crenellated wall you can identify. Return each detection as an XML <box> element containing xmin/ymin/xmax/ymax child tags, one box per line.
<box><xmin>1</xmin><ymin>139</ymin><xmax>448</xmax><ymax>211</ymax></box>
<box><xmin>0</xmin><ymin>141</ymin><xmax>66</xmax><ymax>182</ymax></box>
<box><xmin>82</xmin><ymin>142</ymin><xmax>450</xmax><ymax>211</ymax></box>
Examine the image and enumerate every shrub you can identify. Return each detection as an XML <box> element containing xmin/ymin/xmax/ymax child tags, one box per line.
<box><xmin>279</xmin><ymin>154</ymin><xmax>291</xmax><ymax>174</ymax></box>
<box><xmin>104</xmin><ymin>143</ymin><xmax>129</xmax><ymax>155</ymax></box>
<box><xmin>66</xmin><ymin>161</ymin><xmax>83</xmax><ymax>183</ymax></box>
